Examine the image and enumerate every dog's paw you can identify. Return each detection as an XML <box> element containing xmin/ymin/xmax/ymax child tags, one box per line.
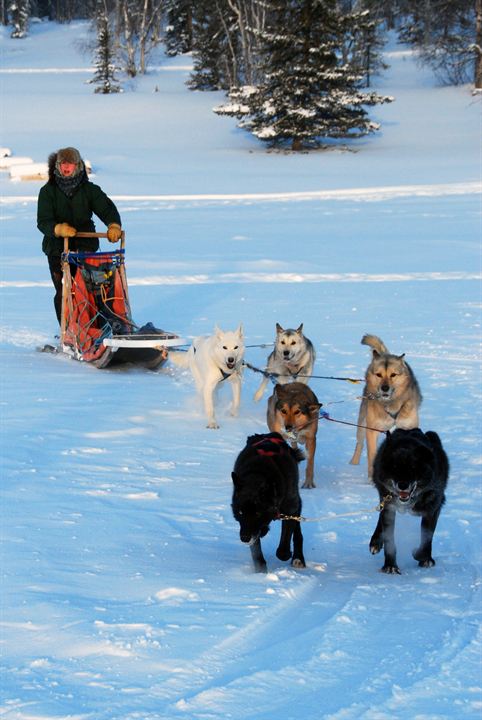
<box><xmin>253</xmin><ymin>390</ymin><xmax>263</xmax><ymax>403</ymax></box>
<box><xmin>381</xmin><ymin>564</ymin><xmax>401</xmax><ymax>575</ymax></box>
<box><xmin>417</xmin><ymin>558</ymin><xmax>435</xmax><ymax>568</ymax></box>
<box><xmin>302</xmin><ymin>478</ymin><xmax>316</xmax><ymax>489</ymax></box>
<box><xmin>206</xmin><ymin>420</ymin><xmax>220</xmax><ymax>429</ymax></box>
<box><xmin>291</xmin><ymin>557</ymin><xmax>306</xmax><ymax>569</ymax></box>
<box><xmin>413</xmin><ymin>551</ymin><xmax>436</xmax><ymax>568</ymax></box>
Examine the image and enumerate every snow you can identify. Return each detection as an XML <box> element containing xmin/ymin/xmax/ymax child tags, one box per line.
<box><xmin>1</xmin><ymin>19</ymin><xmax>481</xmax><ymax>720</ymax></box>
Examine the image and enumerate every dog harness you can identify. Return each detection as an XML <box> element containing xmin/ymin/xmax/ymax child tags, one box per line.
<box><xmin>250</xmin><ymin>435</ymin><xmax>288</xmax><ymax>457</ymax></box>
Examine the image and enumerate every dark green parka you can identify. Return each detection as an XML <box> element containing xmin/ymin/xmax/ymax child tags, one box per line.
<box><xmin>37</xmin><ymin>152</ymin><xmax>121</xmax><ymax>256</ymax></box>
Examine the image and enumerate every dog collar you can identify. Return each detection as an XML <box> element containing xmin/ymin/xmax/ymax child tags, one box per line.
<box><xmin>219</xmin><ymin>367</ymin><xmax>234</xmax><ymax>381</ymax></box>
<box><xmin>386</xmin><ymin>408</ymin><xmax>400</xmax><ymax>420</ymax></box>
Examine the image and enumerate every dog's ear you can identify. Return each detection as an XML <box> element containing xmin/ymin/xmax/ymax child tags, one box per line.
<box><xmin>275</xmin><ymin>322</ymin><xmax>284</xmax><ymax>334</ymax></box>
<box><xmin>296</xmin><ymin>323</ymin><xmax>304</xmax><ymax>334</ymax></box>
<box><xmin>309</xmin><ymin>402</ymin><xmax>322</xmax><ymax>415</ymax></box>
<box><xmin>372</xmin><ymin>349</ymin><xmax>381</xmax><ymax>359</ymax></box>
<box><xmin>274</xmin><ymin>383</ymin><xmax>287</xmax><ymax>398</ymax></box>
<box><xmin>214</xmin><ymin>324</ymin><xmax>223</xmax><ymax>338</ymax></box>
<box><xmin>397</xmin><ymin>353</ymin><xmax>406</xmax><ymax>362</ymax></box>
<box><xmin>236</xmin><ymin>323</ymin><xmax>244</xmax><ymax>338</ymax></box>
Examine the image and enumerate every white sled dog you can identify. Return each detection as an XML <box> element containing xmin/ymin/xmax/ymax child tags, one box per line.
<box><xmin>254</xmin><ymin>323</ymin><xmax>315</xmax><ymax>402</ymax></box>
<box><xmin>171</xmin><ymin>325</ymin><xmax>244</xmax><ymax>429</ymax></box>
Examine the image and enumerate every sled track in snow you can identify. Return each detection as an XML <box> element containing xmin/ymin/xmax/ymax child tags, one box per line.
<box><xmin>1</xmin><ymin>180</ymin><xmax>480</xmax><ymax>208</ymax></box>
<box><xmin>1</xmin><ymin>270</ymin><xmax>480</xmax><ymax>289</ymax></box>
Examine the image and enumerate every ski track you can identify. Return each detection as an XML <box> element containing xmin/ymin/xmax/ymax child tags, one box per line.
<box><xmin>0</xmin><ymin>180</ymin><xmax>480</xmax><ymax>206</ymax></box>
<box><xmin>1</xmin><ymin>272</ymin><xmax>481</xmax><ymax>290</ymax></box>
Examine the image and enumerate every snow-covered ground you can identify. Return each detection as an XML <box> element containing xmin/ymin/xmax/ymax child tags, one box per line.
<box><xmin>0</xmin><ymin>19</ymin><xmax>481</xmax><ymax>720</ymax></box>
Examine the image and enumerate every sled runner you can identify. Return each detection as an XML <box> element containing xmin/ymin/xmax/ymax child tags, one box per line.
<box><xmin>50</xmin><ymin>231</ymin><xmax>184</xmax><ymax>369</ymax></box>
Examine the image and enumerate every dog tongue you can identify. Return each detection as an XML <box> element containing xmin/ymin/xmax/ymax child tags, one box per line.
<box><xmin>399</xmin><ymin>491</ymin><xmax>410</xmax><ymax>500</ymax></box>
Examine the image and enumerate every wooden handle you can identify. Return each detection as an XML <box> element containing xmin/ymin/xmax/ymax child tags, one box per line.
<box><xmin>62</xmin><ymin>230</ymin><xmax>125</xmax><ymax>250</ymax></box>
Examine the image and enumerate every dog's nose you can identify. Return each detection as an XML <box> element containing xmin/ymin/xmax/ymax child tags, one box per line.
<box><xmin>283</xmin><ymin>350</ymin><xmax>290</xmax><ymax>357</ymax></box>
<box><xmin>381</xmin><ymin>384</ymin><xmax>390</xmax><ymax>392</ymax></box>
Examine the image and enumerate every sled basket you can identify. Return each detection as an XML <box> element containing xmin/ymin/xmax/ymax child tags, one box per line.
<box><xmin>59</xmin><ymin>232</ymin><xmax>184</xmax><ymax>368</ymax></box>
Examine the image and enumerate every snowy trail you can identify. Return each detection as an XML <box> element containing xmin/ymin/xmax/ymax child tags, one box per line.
<box><xmin>1</xmin><ymin>180</ymin><xmax>480</xmax><ymax>205</ymax></box>
<box><xmin>1</xmin><ymin>270</ymin><xmax>480</xmax><ymax>290</ymax></box>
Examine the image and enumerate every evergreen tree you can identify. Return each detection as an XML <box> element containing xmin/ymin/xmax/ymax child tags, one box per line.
<box><xmin>164</xmin><ymin>0</ymin><xmax>193</xmax><ymax>56</ymax></box>
<box><xmin>189</xmin><ymin>1</ymin><xmax>229</xmax><ymax>90</ymax></box>
<box><xmin>342</xmin><ymin>4</ymin><xmax>388</xmax><ymax>87</ymax></box>
<box><xmin>9</xmin><ymin>0</ymin><xmax>30</xmax><ymax>37</ymax></box>
<box><xmin>215</xmin><ymin>0</ymin><xmax>393</xmax><ymax>150</ymax></box>
<box><xmin>91</xmin><ymin>0</ymin><xmax>121</xmax><ymax>93</ymax></box>
<box><xmin>189</xmin><ymin>0</ymin><xmax>245</xmax><ymax>90</ymax></box>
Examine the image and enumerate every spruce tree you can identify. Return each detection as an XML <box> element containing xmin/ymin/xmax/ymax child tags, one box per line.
<box><xmin>9</xmin><ymin>0</ymin><xmax>30</xmax><ymax>37</ymax></box>
<box><xmin>189</xmin><ymin>0</ymin><xmax>239</xmax><ymax>90</ymax></box>
<box><xmin>164</xmin><ymin>0</ymin><xmax>193</xmax><ymax>56</ymax></box>
<box><xmin>215</xmin><ymin>0</ymin><xmax>393</xmax><ymax>150</ymax></box>
<box><xmin>91</xmin><ymin>0</ymin><xmax>121</xmax><ymax>94</ymax></box>
<box><xmin>343</xmin><ymin>6</ymin><xmax>388</xmax><ymax>87</ymax></box>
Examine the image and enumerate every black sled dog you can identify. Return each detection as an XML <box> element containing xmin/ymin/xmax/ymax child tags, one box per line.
<box><xmin>231</xmin><ymin>433</ymin><xmax>306</xmax><ymax>573</ymax></box>
<box><xmin>370</xmin><ymin>428</ymin><xmax>449</xmax><ymax>574</ymax></box>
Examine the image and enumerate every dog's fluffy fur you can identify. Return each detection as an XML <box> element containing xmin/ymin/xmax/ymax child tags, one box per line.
<box><xmin>254</xmin><ymin>323</ymin><xmax>315</xmax><ymax>402</ymax></box>
<box><xmin>350</xmin><ymin>334</ymin><xmax>422</xmax><ymax>477</ymax></box>
<box><xmin>231</xmin><ymin>433</ymin><xmax>306</xmax><ymax>573</ymax></box>
<box><xmin>170</xmin><ymin>324</ymin><xmax>244</xmax><ymax>428</ymax></box>
<box><xmin>369</xmin><ymin>428</ymin><xmax>449</xmax><ymax>574</ymax></box>
<box><xmin>267</xmin><ymin>382</ymin><xmax>321</xmax><ymax>489</ymax></box>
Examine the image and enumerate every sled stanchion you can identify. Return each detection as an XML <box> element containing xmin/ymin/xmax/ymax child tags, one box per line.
<box><xmin>60</xmin><ymin>236</ymin><xmax>79</xmax><ymax>355</ymax></box>
<box><xmin>59</xmin><ymin>236</ymin><xmax>69</xmax><ymax>347</ymax></box>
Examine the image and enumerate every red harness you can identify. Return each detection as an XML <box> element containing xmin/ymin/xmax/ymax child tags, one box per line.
<box><xmin>251</xmin><ymin>435</ymin><xmax>287</xmax><ymax>457</ymax></box>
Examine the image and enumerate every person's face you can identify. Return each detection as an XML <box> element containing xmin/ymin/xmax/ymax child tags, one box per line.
<box><xmin>59</xmin><ymin>161</ymin><xmax>77</xmax><ymax>177</ymax></box>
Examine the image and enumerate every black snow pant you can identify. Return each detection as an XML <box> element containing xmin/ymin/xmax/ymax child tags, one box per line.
<box><xmin>47</xmin><ymin>254</ymin><xmax>63</xmax><ymax>324</ymax></box>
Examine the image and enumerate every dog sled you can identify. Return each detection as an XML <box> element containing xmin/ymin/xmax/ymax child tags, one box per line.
<box><xmin>43</xmin><ymin>231</ymin><xmax>184</xmax><ymax>369</ymax></box>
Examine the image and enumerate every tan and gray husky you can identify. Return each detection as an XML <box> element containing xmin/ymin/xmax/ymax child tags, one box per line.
<box><xmin>254</xmin><ymin>323</ymin><xmax>315</xmax><ymax>402</ymax></box>
<box><xmin>267</xmin><ymin>382</ymin><xmax>322</xmax><ymax>489</ymax></box>
<box><xmin>350</xmin><ymin>334</ymin><xmax>422</xmax><ymax>478</ymax></box>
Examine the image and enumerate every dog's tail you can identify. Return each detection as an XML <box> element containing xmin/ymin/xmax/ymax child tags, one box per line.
<box><xmin>169</xmin><ymin>350</ymin><xmax>189</xmax><ymax>368</ymax></box>
<box><xmin>361</xmin><ymin>334</ymin><xmax>389</xmax><ymax>355</ymax></box>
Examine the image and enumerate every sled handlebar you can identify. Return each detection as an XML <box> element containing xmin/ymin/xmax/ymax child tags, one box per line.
<box><xmin>63</xmin><ymin>231</ymin><xmax>125</xmax><ymax>251</ymax></box>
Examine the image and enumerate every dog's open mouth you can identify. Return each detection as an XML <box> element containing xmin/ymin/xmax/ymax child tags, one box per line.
<box><xmin>378</xmin><ymin>391</ymin><xmax>393</xmax><ymax>401</ymax></box>
<box><xmin>396</xmin><ymin>484</ymin><xmax>417</xmax><ymax>504</ymax></box>
<box><xmin>226</xmin><ymin>360</ymin><xmax>236</xmax><ymax>370</ymax></box>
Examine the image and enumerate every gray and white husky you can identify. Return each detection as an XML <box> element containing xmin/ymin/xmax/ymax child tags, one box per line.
<box><xmin>171</xmin><ymin>324</ymin><xmax>244</xmax><ymax>429</ymax></box>
<box><xmin>254</xmin><ymin>323</ymin><xmax>315</xmax><ymax>402</ymax></box>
